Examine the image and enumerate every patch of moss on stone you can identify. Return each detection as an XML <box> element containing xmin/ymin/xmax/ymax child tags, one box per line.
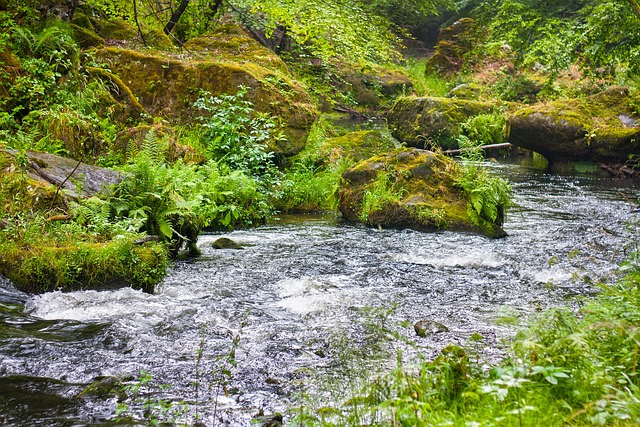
<box><xmin>184</xmin><ymin>24</ymin><xmax>289</xmax><ymax>74</ymax></box>
<box><xmin>0</xmin><ymin>236</ymin><xmax>167</xmax><ymax>293</ymax></box>
<box><xmin>143</xmin><ymin>28</ymin><xmax>174</xmax><ymax>51</ymax></box>
<box><xmin>91</xmin><ymin>18</ymin><xmax>138</xmax><ymax>41</ymax></box>
<box><xmin>426</xmin><ymin>18</ymin><xmax>483</xmax><ymax>76</ymax></box>
<box><xmin>70</xmin><ymin>13</ymin><xmax>94</xmax><ymax>31</ymax></box>
<box><xmin>95</xmin><ymin>47</ymin><xmax>318</xmax><ymax>157</ymax></box>
<box><xmin>71</xmin><ymin>24</ymin><xmax>104</xmax><ymax>49</ymax></box>
<box><xmin>387</xmin><ymin>96</ymin><xmax>495</xmax><ymax>149</ymax></box>
<box><xmin>507</xmin><ymin>86</ymin><xmax>640</xmax><ymax>166</ymax></box>
<box><xmin>338</xmin><ymin>148</ymin><xmax>506</xmax><ymax>237</ymax></box>
<box><xmin>318</xmin><ymin>130</ymin><xmax>398</xmax><ymax>164</ymax></box>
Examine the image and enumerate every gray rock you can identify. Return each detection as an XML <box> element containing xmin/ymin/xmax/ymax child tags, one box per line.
<box><xmin>414</xmin><ymin>319</ymin><xmax>449</xmax><ymax>337</ymax></box>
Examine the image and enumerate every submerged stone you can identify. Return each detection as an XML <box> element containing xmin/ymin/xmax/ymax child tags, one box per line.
<box><xmin>212</xmin><ymin>237</ymin><xmax>243</xmax><ymax>250</ymax></box>
<box><xmin>507</xmin><ymin>86</ymin><xmax>640</xmax><ymax>169</ymax></box>
<box><xmin>338</xmin><ymin>148</ymin><xmax>507</xmax><ymax>238</ymax></box>
<box><xmin>414</xmin><ymin>319</ymin><xmax>449</xmax><ymax>337</ymax></box>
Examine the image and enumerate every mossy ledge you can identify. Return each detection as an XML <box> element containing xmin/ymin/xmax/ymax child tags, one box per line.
<box><xmin>0</xmin><ymin>151</ymin><xmax>168</xmax><ymax>294</ymax></box>
<box><xmin>338</xmin><ymin>148</ymin><xmax>507</xmax><ymax>238</ymax></box>
<box><xmin>507</xmin><ymin>86</ymin><xmax>640</xmax><ymax>168</ymax></box>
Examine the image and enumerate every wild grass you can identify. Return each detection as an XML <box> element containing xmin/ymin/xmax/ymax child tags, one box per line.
<box><xmin>394</xmin><ymin>58</ymin><xmax>452</xmax><ymax>97</ymax></box>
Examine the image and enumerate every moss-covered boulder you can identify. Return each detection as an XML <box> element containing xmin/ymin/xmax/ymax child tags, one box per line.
<box><xmin>95</xmin><ymin>47</ymin><xmax>318</xmax><ymax>157</ymax></box>
<box><xmin>338</xmin><ymin>148</ymin><xmax>507</xmax><ymax>238</ymax></box>
<box><xmin>0</xmin><ymin>151</ymin><xmax>167</xmax><ymax>294</ymax></box>
<box><xmin>507</xmin><ymin>87</ymin><xmax>640</xmax><ymax>168</ymax></box>
<box><xmin>387</xmin><ymin>96</ymin><xmax>495</xmax><ymax>148</ymax></box>
<box><xmin>71</xmin><ymin>23</ymin><xmax>105</xmax><ymax>49</ymax></box>
<box><xmin>183</xmin><ymin>24</ymin><xmax>289</xmax><ymax>74</ymax></box>
<box><xmin>90</xmin><ymin>18</ymin><xmax>138</xmax><ymax>41</ymax></box>
<box><xmin>425</xmin><ymin>18</ymin><xmax>482</xmax><ymax>76</ymax></box>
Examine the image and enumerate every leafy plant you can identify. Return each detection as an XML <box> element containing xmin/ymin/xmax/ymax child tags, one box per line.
<box><xmin>194</xmin><ymin>86</ymin><xmax>282</xmax><ymax>191</ymax></box>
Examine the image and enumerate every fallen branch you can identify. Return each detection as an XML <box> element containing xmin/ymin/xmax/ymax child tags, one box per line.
<box><xmin>443</xmin><ymin>143</ymin><xmax>512</xmax><ymax>155</ymax></box>
<box><xmin>134</xmin><ymin>235</ymin><xmax>159</xmax><ymax>245</ymax></box>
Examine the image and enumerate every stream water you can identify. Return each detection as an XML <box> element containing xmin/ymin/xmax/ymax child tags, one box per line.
<box><xmin>0</xmin><ymin>161</ymin><xmax>638</xmax><ymax>426</ymax></box>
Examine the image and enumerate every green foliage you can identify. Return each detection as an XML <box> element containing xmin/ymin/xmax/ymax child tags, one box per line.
<box><xmin>396</xmin><ymin>59</ymin><xmax>452</xmax><ymax>97</ymax></box>
<box><xmin>456</xmin><ymin>157</ymin><xmax>511</xmax><ymax>227</ymax></box>
<box><xmin>477</xmin><ymin>0</ymin><xmax>640</xmax><ymax>79</ymax></box>
<box><xmin>194</xmin><ymin>86</ymin><xmax>282</xmax><ymax>190</ymax></box>
<box><xmin>460</xmin><ymin>112</ymin><xmax>507</xmax><ymax>147</ymax></box>
<box><xmin>277</xmin><ymin>158</ymin><xmax>343</xmax><ymax>213</ymax></box>
<box><xmin>359</xmin><ymin>171</ymin><xmax>407</xmax><ymax>223</ymax></box>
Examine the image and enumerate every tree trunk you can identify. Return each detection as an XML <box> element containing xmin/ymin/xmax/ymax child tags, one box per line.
<box><xmin>164</xmin><ymin>0</ymin><xmax>191</xmax><ymax>35</ymax></box>
<box><xmin>628</xmin><ymin>0</ymin><xmax>640</xmax><ymax>20</ymax></box>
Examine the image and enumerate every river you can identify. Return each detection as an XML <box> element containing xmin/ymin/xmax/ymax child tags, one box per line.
<box><xmin>0</xmin><ymin>161</ymin><xmax>637</xmax><ymax>426</ymax></box>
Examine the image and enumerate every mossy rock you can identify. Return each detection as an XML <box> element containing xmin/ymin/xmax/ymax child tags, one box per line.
<box><xmin>183</xmin><ymin>24</ymin><xmax>289</xmax><ymax>74</ymax></box>
<box><xmin>507</xmin><ymin>86</ymin><xmax>640</xmax><ymax>168</ymax></box>
<box><xmin>91</xmin><ymin>18</ymin><xmax>138</xmax><ymax>41</ymax></box>
<box><xmin>426</xmin><ymin>18</ymin><xmax>483</xmax><ymax>76</ymax></box>
<box><xmin>71</xmin><ymin>24</ymin><xmax>105</xmax><ymax>49</ymax></box>
<box><xmin>338</xmin><ymin>148</ymin><xmax>507</xmax><ymax>238</ymax></box>
<box><xmin>318</xmin><ymin>130</ymin><xmax>398</xmax><ymax>165</ymax></box>
<box><xmin>143</xmin><ymin>28</ymin><xmax>175</xmax><ymax>50</ymax></box>
<box><xmin>387</xmin><ymin>96</ymin><xmax>495</xmax><ymax>149</ymax></box>
<box><xmin>211</xmin><ymin>237</ymin><xmax>243</xmax><ymax>249</ymax></box>
<box><xmin>0</xmin><ymin>236</ymin><xmax>167</xmax><ymax>293</ymax></box>
<box><xmin>95</xmin><ymin>47</ymin><xmax>318</xmax><ymax>157</ymax></box>
<box><xmin>1</xmin><ymin>149</ymin><xmax>123</xmax><ymax>200</ymax></box>
<box><xmin>71</xmin><ymin>13</ymin><xmax>94</xmax><ymax>31</ymax></box>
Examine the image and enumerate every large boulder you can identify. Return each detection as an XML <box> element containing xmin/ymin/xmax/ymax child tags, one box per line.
<box><xmin>387</xmin><ymin>96</ymin><xmax>494</xmax><ymax>149</ymax></box>
<box><xmin>95</xmin><ymin>46</ymin><xmax>318</xmax><ymax>157</ymax></box>
<box><xmin>425</xmin><ymin>18</ymin><xmax>483</xmax><ymax>76</ymax></box>
<box><xmin>338</xmin><ymin>148</ymin><xmax>507</xmax><ymax>238</ymax></box>
<box><xmin>507</xmin><ymin>87</ymin><xmax>640</xmax><ymax>168</ymax></box>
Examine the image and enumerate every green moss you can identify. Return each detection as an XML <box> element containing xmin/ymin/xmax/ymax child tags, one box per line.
<box><xmin>71</xmin><ymin>24</ymin><xmax>104</xmax><ymax>49</ymax></box>
<box><xmin>142</xmin><ymin>28</ymin><xmax>174</xmax><ymax>50</ymax></box>
<box><xmin>508</xmin><ymin>86</ymin><xmax>640</xmax><ymax>165</ymax></box>
<box><xmin>387</xmin><ymin>96</ymin><xmax>496</xmax><ymax>148</ymax></box>
<box><xmin>70</xmin><ymin>13</ymin><xmax>94</xmax><ymax>31</ymax></box>
<box><xmin>91</xmin><ymin>18</ymin><xmax>138</xmax><ymax>40</ymax></box>
<box><xmin>0</xmin><ymin>236</ymin><xmax>167</xmax><ymax>293</ymax></box>
<box><xmin>95</xmin><ymin>47</ymin><xmax>318</xmax><ymax>157</ymax></box>
<box><xmin>184</xmin><ymin>24</ymin><xmax>289</xmax><ymax>74</ymax></box>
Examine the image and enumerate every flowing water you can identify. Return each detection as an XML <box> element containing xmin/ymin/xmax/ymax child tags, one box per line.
<box><xmin>0</xmin><ymin>161</ymin><xmax>638</xmax><ymax>426</ymax></box>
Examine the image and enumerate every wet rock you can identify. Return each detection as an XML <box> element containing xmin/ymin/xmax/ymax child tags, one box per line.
<box><xmin>387</xmin><ymin>96</ymin><xmax>495</xmax><ymax>149</ymax></box>
<box><xmin>1</xmin><ymin>149</ymin><xmax>122</xmax><ymax>200</ymax></box>
<box><xmin>414</xmin><ymin>319</ymin><xmax>449</xmax><ymax>337</ymax></box>
<box><xmin>211</xmin><ymin>237</ymin><xmax>243</xmax><ymax>250</ymax></box>
<box><xmin>77</xmin><ymin>376</ymin><xmax>126</xmax><ymax>400</ymax></box>
<box><xmin>338</xmin><ymin>148</ymin><xmax>507</xmax><ymax>238</ymax></box>
<box><xmin>507</xmin><ymin>87</ymin><xmax>640</xmax><ymax>169</ymax></box>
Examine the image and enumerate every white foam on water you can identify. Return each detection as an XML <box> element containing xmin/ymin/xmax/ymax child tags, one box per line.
<box><xmin>390</xmin><ymin>251</ymin><xmax>505</xmax><ymax>268</ymax></box>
